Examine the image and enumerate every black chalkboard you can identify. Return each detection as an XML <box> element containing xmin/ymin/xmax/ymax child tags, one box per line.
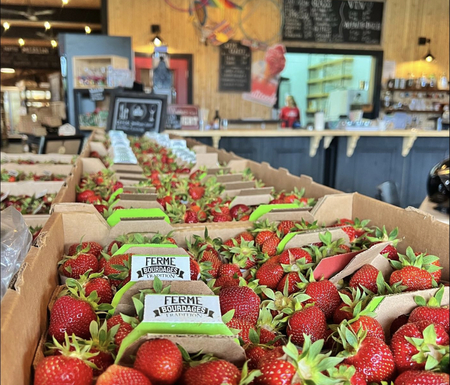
<box><xmin>283</xmin><ymin>0</ymin><xmax>384</xmax><ymax>45</ymax></box>
<box><xmin>107</xmin><ymin>91</ymin><xmax>167</xmax><ymax>136</ymax></box>
<box><xmin>219</xmin><ymin>41</ymin><xmax>252</xmax><ymax>92</ymax></box>
<box><xmin>1</xmin><ymin>45</ymin><xmax>60</xmax><ymax>70</ymax></box>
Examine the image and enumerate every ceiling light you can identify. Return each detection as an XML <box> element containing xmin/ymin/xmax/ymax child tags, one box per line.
<box><xmin>424</xmin><ymin>50</ymin><xmax>435</xmax><ymax>63</ymax></box>
<box><xmin>1</xmin><ymin>68</ymin><xmax>15</xmax><ymax>74</ymax></box>
<box><xmin>18</xmin><ymin>38</ymin><xmax>25</xmax><ymax>47</ymax></box>
<box><xmin>62</xmin><ymin>0</ymin><xmax>69</xmax><ymax>4</ymax></box>
<box><xmin>85</xmin><ymin>26</ymin><xmax>91</xmax><ymax>34</ymax></box>
<box><xmin>152</xmin><ymin>36</ymin><xmax>163</xmax><ymax>47</ymax></box>
<box><xmin>44</xmin><ymin>21</ymin><xmax>51</xmax><ymax>30</ymax></box>
<box><xmin>51</xmin><ymin>39</ymin><xmax>58</xmax><ymax>48</ymax></box>
<box><xmin>3</xmin><ymin>22</ymin><xmax>10</xmax><ymax>31</ymax></box>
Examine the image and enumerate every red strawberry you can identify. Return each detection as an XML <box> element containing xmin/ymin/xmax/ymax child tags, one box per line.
<box><xmin>286</xmin><ymin>305</ymin><xmax>327</xmax><ymax>345</ymax></box>
<box><xmin>381</xmin><ymin>244</ymin><xmax>399</xmax><ymax>261</ymax></box>
<box><xmin>304</xmin><ymin>279</ymin><xmax>341</xmax><ymax>319</ymax></box>
<box><xmin>255</xmin><ymin>360</ymin><xmax>297</xmax><ymax>385</ymax></box>
<box><xmin>261</xmin><ymin>235</ymin><xmax>280</xmax><ymax>256</ymax></box>
<box><xmin>229</xmin><ymin>204</ymin><xmax>251</xmax><ymax>220</ymax></box>
<box><xmin>188</xmin><ymin>186</ymin><xmax>205</xmax><ymax>200</ymax></box>
<box><xmin>199</xmin><ymin>249</ymin><xmax>222</xmax><ymax>278</ymax></box>
<box><xmin>390</xmin><ymin>321</ymin><xmax>449</xmax><ymax>373</ymax></box>
<box><xmin>277</xmin><ymin>220</ymin><xmax>296</xmax><ymax>236</ymax></box>
<box><xmin>104</xmin><ymin>253</ymin><xmax>132</xmax><ymax>288</ymax></box>
<box><xmin>349</xmin><ymin>264</ymin><xmax>380</xmax><ymax>294</ymax></box>
<box><xmin>349</xmin><ymin>315</ymin><xmax>385</xmax><ymax>341</ymax></box>
<box><xmin>342</xmin><ymin>226</ymin><xmax>358</xmax><ymax>242</ymax></box>
<box><xmin>214</xmin><ymin>275</ymin><xmax>240</xmax><ymax>289</ymax></box>
<box><xmin>68</xmin><ymin>241</ymin><xmax>103</xmax><ymax>258</ymax></box>
<box><xmin>97</xmin><ymin>364</ymin><xmax>152</xmax><ymax>385</ymax></box>
<box><xmin>256</xmin><ymin>346</ymin><xmax>285</xmax><ymax>368</ymax></box>
<box><xmin>34</xmin><ymin>356</ymin><xmax>92</xmax><ymax>385</ymax></box>
<box><xmin>94</xmin><ymin>204</ymin><xmax>108</xmax><ymax>214</ymax></box>
<box><xmin>181</xmin><ymin>359</ymin><xmax>240</xmax><ymax>385</ymax></box>
<box><xmin>85</xmin><ymin>277</ymin><xmax>113</xmax><ymax>304</ymax></box>
<box><xmin>255</xmin><ymin>230</ymin><xmax>275</xmax><ymax>246</ymax></box>
<box><xmin>134</xmin><ymin>339</ymin><xmax>183</xmax><ymax>385</ymax></box>
<box><xmin>245</xmin><ymin>345</ymin><xmax>270</xmax><ymax>370</ymax></box>
<box><xmin>184</xmin><ymin>210</ymin><xmax>199</xmax><ymax>223</ymax></box>
<box><xmin>212</xmin><ymin>213</ymin><xmax>232</xmax><ymax>222</ymax></box>
<box><xmin>219</xmin><ymin>285</ymin><xmax>261</xmax><ymax>325</ymax></box>
<box><xmin>107</xmin><ymin>240</ymin><xmax>123</xmax><ymax>255</ymax></box>
<box><xmin>389</xmin><ymin>266</ymin><xmax>433</xmax><ymax>291</ymax></box>
<box><xmin>393</xmin><ymin>370</ymin><xmax>450</xmax><ymax>385</ymax></box>
<box><xmin>60</xmin><ymin>253</ymin><xmax>99</xmax><ymax>279</ymax></box>
<box><xmin>48</xmin><ymin>296</ymin><xmax>97</xmax><ymax>342</ymax></box>
<box><xmin>390</xmin><ymin>314</ymin><xmax>410</xmax><ymax>337</ymax></box>
<box><xmin>190</xmin><ymin>258</ymin><xmax>200</xmax><ymax>280</ymax></box>
<box><xmin>278</xmin><ymin>247</ymin><xmax>312</xmax><ymax>265</ymax></box>
<box><xmin>86</xmin><ymin>195</ymin><xmax>102</xmax><ymax>204</ymax></box>
<box><xmin>77</xmin><ymin>190</ymin><xmax>96</xmax><ymax>202</ymax></box>
<box><xmin>255</xmin><ymin>262</ymin><xmax>284</xmax><ymax>289</ymax></box>
<box><xmin>107</xmin><ymin>315</ymin><xmax>135</xmax><ymax>352</ymax></box>
<box><xmin>218</xmin><ymin>263</ymin><xmax>242</xmax><ymax>277</ymax></box>
<box><xmin>276</xmin><ymin>272</ymin><xmax>302</xmax><ymax>294</ymax></box>
<box><xmin>226</xmin><ymin>318</ymin><xmax>254</xmax><ymax>343</ymax></box>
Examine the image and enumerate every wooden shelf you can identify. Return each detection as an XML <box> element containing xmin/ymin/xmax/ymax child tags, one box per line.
<box><xmin>306</xmin><ymin>109</ymin><xmax>318</xmax><ymax>114</ymax></box>
<box><xmin>307</xmin><ymin>93</ymin><xmax>329</xmax><ymax>99</ymax></box>
<box><xmin>74</xmin><ymin>86</ymin><xmax>115</xmax><ymax>90</ymax></box>
<box><xmin>386</xmin><ymin>88</ymin><xmax>450</xmax><ymax>93</ymax></box>
<box><xmin>308</xmin><ymin>58</ymin><xmax>354</xmax><ymax>70</ymax></box>
<box><xmin>383</xmin><ymin>108</ymin><xmax>442</xmax><ymax>114</ymax></box>
<box><xmin>308</xmin><ymin>75</ymin><xmax>352</xmax><ymax>84</ymax></box>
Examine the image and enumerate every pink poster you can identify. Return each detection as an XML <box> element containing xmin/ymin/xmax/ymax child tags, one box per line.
<box><xmin>242</xmin><ymin>44</ymin><xmax>286</xmax><ymax>107</ymax></box>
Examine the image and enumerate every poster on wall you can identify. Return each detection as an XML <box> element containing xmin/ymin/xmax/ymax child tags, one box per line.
<box><xmin>242</xmin><ymin>44</ymin><xmax>286</xmax><ymax>107</ymax></box>
<box><xmin>219</xmin><ymin>40</ymin><xmax>251</xmax><ymax>92</ymax></box>
<box><xmin>107</xmin><ymin>91</ymin><xmax>167</xmax><ymax>136</ymax></box>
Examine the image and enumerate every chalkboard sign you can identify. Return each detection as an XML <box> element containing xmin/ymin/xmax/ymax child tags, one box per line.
<box><xmin>107</xmin><ymin>91</ymin><xmax>167</xmax><ymax>136</ymax></box>
<box><xmin>283</xmin><ymin>0</ymin><xmax>384</xmax><ymax>45</ymax></box>
<box><xmin>89</xmin><ymin>88</ymin><xmax>105</xmax><ymax>101</ymax></box>
<box><xmin>1</xmin><ymin>45</ymin><xmax>60</xmax><ymax>70</ymax></box>
<box><xmin>219</xmin><ymin>41</ymin><xmax>252</xmax><ymax>92</ymax></box>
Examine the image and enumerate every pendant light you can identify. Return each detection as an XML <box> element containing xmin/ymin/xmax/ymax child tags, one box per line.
<box><xmin>418</xmin><ymin>37</ymin><xmax>435</xmax><ymax>63</ymax></box>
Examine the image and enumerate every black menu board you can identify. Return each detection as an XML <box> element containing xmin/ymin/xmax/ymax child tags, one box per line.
<box><xmin>1</xmin><ymin>45</ymin><xmax>60</xmax><ymax>70</ymax></box>
<box><xmin>219</xmin><ymin>41</ymin><xmax>252</xmax><ymax>92</ymax></box>
<box><xmin>283</xmin><ymin>0</ymin><xmax>384</xmax><ymax>45</ymax></box>
<box><xmin>107</xmin><ymin>91</ymin><xmax>167</xmax><ymax>136</ymax></box>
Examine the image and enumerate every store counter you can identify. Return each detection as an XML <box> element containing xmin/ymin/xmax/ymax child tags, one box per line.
<box><xmin>166</xmin><ymin>128</ymin><xmax>449</xmax><ymax>208</ymax></box>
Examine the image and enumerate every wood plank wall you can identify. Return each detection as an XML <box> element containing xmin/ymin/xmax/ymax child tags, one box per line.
<box><xmin>108</xmin><ymin>0</ymin><xmax>449</xmax><ymax>120</ymax></box>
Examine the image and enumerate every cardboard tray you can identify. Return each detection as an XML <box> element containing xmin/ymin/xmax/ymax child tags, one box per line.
<box><xmin>1</xmin><ymin>163</ymin><xmax>74</xmax><ymax>176</ymax></box>
<box><xmin>0</xmin><ymin>152</ymin><xmax>77</xmax><ymax>164</ymax></box>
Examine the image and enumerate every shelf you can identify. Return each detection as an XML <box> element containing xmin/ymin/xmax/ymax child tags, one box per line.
<box><xmin>74</xmin><ymin>86</ymin><xmax>116</xmax><ymax>90</ymax></box>
<box><xmin>80</xmin><ymin>126</ymin><xmax>104</xmax><ymax>131</ymax></box>
<box><xmin>308</xmin><ymin>58</ymin><xmax>354</xmax><ymax>70</ymax></box>
<box><xmin>307</xmin><ymin>93</ymin><xmax>329</xmax><ymax>99</ymax></box>
<box><xmin>386</xmin><ymin>88</ymin><xmax>450</xmax><ymax>93</ymax></box>
<box><xmin>306</xmin><ymin>109</ymin><xmax>318</xmax><ymax>114</ymax></box>
<box><xmin>307</xmin><ymin>75</ymin><xmax>353</xmax><ymax>84</ymax></box>
<box><xmin>383</xmin><ymin>108</ymin><xmax>442</xmax><ymax>114</ymax></box>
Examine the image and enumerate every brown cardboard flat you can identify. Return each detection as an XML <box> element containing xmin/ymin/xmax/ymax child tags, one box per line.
<box><xmin>222</xmin><ymin>181</ymin><xmax>256</xmax><ymax>190</ymax></box>
<box><xmin>282</xmin><ymin>228</ymin><xmax>350</xmax><ymax>250</ymax></box>
<box><xmin>111</xmin><ymin>199</ymin><xmax>163</xmax><ymax>210</ymax></box>
<box><xmin>1</xmin><ymin>163</ymin><xmax>74</xmax><ymax>176</ymax></box>
<box><xmin>1</xmin><ymin>180</ymin><xmax>65</xmax><ymax>195</ymax></box>
<box><xmin>116</xmin><ymin>173</ymin><xmax>149</xmax><ymax>182</ymax></box>
<box><xmin>372</xmin><ymin>287</ymin><xmax>450</xmax><ymax>338</ymax></box>
<box><xmin>89</xmin><ymin>141</ymin><xmax>108</xmax><ymax>156</ymax></box>
<box><xmin>0</xmin><ymin>152</ymin><xmax>76</xmax><ymax>164</ymax></box>
<box><xmin>23</xmin><ymin>214</ymin><xmax>51</xmax><ymax>228</ymax></box>
<box><xmin>190</xmin><ymin>153</ymin><xmax>219</xmax><ymax>174</ymax></box>
<box><xmin>191</xmin><ymin>145</ymin><xmax>208</xmax><ymax>154</ymax></box>
<box><xmin>110</xmin><ymin>164</ymin><xmax>143</xmax><ymax>174</ymax></box>
<box><xmin>114</xmin><ymin>280</ymin><xmax>213</xmax><ymax>316</ymax></box>
<box><xmin>214</xmin><ymin>174</ymin><xmax>245</xmax><ymax>183</ymax></box>
<box><xmin>122</xmin><ymin>186</ymin><xmax>156</xmax><ymax>194</ymax></box>
<box><xmin>257</xmin><ymin>208</ymin><xmax>314</xmax><ymax>223</ymax></box>
<box><xmin>118</xmin><ymin>334</ymin><xmax>246</xmax><ymax>367</ymax></box>
<box><xmin>329</xmin><ymin>242</ymin><xmax>394</xmax><ymax>285</ymax></box>
<box><xmin>229</xmin><ymin>188</ymin><xmax>273</xmax><ymax>208</ymax></box>
<box><xmin>207</xmin><ymin>167</ymin><xmax>230</xmax><ymax>175</ymax></box>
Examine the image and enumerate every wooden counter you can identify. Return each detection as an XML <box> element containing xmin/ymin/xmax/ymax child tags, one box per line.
<box><xmin>166</xmin><ymin>129</ymin><xmax>449</xmax><ymax>208</ymax></box>
<box><xmin>165</xmin><ymin>129</ymin><xmax>449</xmax><ymax>157</ymax></box>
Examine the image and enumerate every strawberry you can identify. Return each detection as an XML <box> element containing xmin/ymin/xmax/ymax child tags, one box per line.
<box><xmin>181</xmin><ymin>359</ymin><xmax>240</xmax><ymax>385</ymax></box>
<box><xmin>349</xmin><ymin>315</ymin><xmax>385</xmax><ymax>341</ymax></box>
<box><xmin>219</xmin><ymin>284</ymin><xmax>261</xmax><ymax>325</ymax></box>
<box><xmin>390</xmin><ymin>321</ymin><xmax>449</xmax><ymax>373</ymax></box>
<box><xmin>349</xmin><ymin>264</ymin><xmax>380</xmax><ymax>294</ymax></box>
<box><xmin>212</xmin><ymin>213</ymin><xmax>232</xmax><ymax>222</ymax></box>
<box><xmin>77</xmin><ymin>190</ymin><xmax>96</xmax><ymax>202</ymax></box>
<box><xmin>34</xmin><ymin>355</ymin><xmax>93</xmax><ymax>385</ymax></box>
<box><xmin>276</xmin><ymin>272</ymin><xmax>302</xmax><ymax>294</ymax></box>
<box><xmin>104</xmin><ymin>253</ymin><xmax>132</xmax><ymax>288</ymax></box>
<box><xmin>218</xmin><ymin>263</ymin><xmax>242</xmax><ymax>277</ymax></box>
<box><xmin>190</xmin><ymin>258</ymin><xmax>200</xmax><ymax>280</ymax></box>
<box><xmin>252</xmin><ymin>220</ymin><xmax>277</xmax><ymax>246</ymax></box>
<box><xmin>261</xmin><ymin>235</ymin><xmax>280</xmax><ymax>256</ymax></box>
<box><xmin>226</xmin><ymin>318</ymin><xmax>254</xmax><ymax>343</ymax></box>
<box><xmin>60</xmin><ymin>253</ymin><xmax>99</xmax><ymax>279</ymax></box>
<box><xmin>48</xmin><ymin>295</ymin><xmax>97</xmax><ymax>342</ymax></box>
<box><xmin>389</xmin><ymin>266</ymin><xmax>433</xmax><ymax>291</ymax></box>
<box><xmin>245</xmin><ymin>344</ymin><xmax>270</xmax><ymax>370</ymax></box>
<box><xmin>393</xmin><ymin>370</ymin><xmax>450</xmax><ymax>385</ymax></box>
<box><xmin>255</xmin><ymin>262</ymin><xmax>284</xmax><ymax>289</ymax></box>
<box><xmin>97</xmin><ymin>364</ymin><xmax>152</xmax><ymax>385</ymax></box>
<box><xmin>199</xmin><ymin>249</ymin><xmax>222</xmax><ymax>278</ymax></box>
<box><xmin>286</xmin><ymin>305</ymin><xmax>327</xmax><ymax>345</ymax></box>
<box><xmin>229</xmin><ymin>204</ymin><xmax>251</xmax><ymax>220</ymax></box>
<box><xmin>278</xmin><ymin>247</ymin><xmax>312</xmax><ymax>265</ymax></box>
<box><xmin>68</xmin><ymin>241</ymin><xmax>103</xmax><ymax>258</ymax></box>
<box><xmin>85</xmin><ymin>277</ymin><xmax>113</xmax><ymax>304</ymax></box>
<box><xmin>107</xmin><ymin>240</ymin><xmax>123</xmax><ymax>255</ymax></box>
<box><xmin>107</xmin><ymin>315</ymin><xmax>135</xmax><ymax>352</ymax></box>
<box><xmin>184</xmin><ymin>210</ymin><xmax>199</xmax><ymax>223</ymax></box>
<box><xmin>188</xmin><ymin>186</ymin><xmax>205</xmax><ymax>200</ymax></box>
<box><xmin>86</xmin><ymin>195</ymin><xmax>102</xmax><ymax>203</ymax></box>
<box><xmin>415</xmin><ymin>251</ymin><xmax>442</xmax><ymax>283</ymax></box>
<box><xmin>381</xmin><ymin>244</ymin><xmax>399</xmax><ymax>261</ymax></box>
<box><xmin>303</xmin><ymin>278</ymin><xmax>341</xmax><ymax>319</ymax></box>
<box><xmin>213</xmin><ymin>275</ymin><xmax>240</xmax><ymax>289</ymax></box>
<box><xmin>338</xmin><ymin>325</ymin><xmax>395</xmax><ymax>383</ymax></box>
<box><xmin>390</xmin><ymin>314</ymin><xmax>410</xmax><ymax>337</ymax></box>
<box><xmin>255</xmin><ymin>359</ymin><xmax>297</xmax><ymax>385</ymax></box>
<box><xmin>222</xmin><ymin>239</ymin><xmax>260</xmax><ymax>270</ymax></box>
<box><xmin>342</xmin><ymin>226</ymin><xmax>358</xmax><ymax>242</ymax></box>
<box><xmin>408</xmin><ymin>286</ymin><xmax>449</xmax><ymax>333</ymax></box>
<box><xmin>256</xmin><ymin>346</ymin><xmax>285</xmax><ymax>368</ymax></box>
<box><xmin>254</xmin><ymin>230</ymin><xmax>275</xmax><ymax>246</ymax></box>
<box><xmin>277</xmin><ymin>220</ymin><xmax>296</xmax><ymax>236</ymax></box>
<box><xmin>133</xmin><ymin>339</ymin><xmax>183</xmax><ymax>385</ymax></box>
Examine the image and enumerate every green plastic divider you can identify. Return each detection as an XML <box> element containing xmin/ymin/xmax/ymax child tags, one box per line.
<box><xmin>109</xmin><ymin>188</ymin><xmax>123</xmax><ymax>202</ymax></box>
<box><xmin>109</xmin><ymin>281</ymin><xmax>136</xmax><ymax>315</ymax></box>
<box><xmin>366</xmin><ymin>295</ymin><xmax>385</xmax><ymax>312</ymax></box>
<box><xmin>276</xmin><ymin>232</ymin><xmax>298</xmax><ymax>254</ymax></box>
<box><xmin>114</xmin><ymin>243</ymin><xmax>178</xmax><ymax>255</ymax></box>
<box><xmin>248</xmin><ymin>203</ymin><xmax>301</xmax><ymax>222</ymax></box>
<box><xmin>106</xmin><ymin>208</ymin><xmax>169</xmax><ymax>227</ymax></box>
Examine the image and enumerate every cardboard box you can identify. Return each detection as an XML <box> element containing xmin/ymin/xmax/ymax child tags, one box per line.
<box><xmin>1</xmin><ymin>163</ymin><xmax>74</xmax><ymax>177</ymax></box>
<box><xmin>0</xmin><ymin>152</ymin><xmax>76</xmax><ymax>164</ymax></box>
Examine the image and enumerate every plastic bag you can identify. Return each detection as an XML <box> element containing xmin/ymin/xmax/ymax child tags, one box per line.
<box><xmin>1</xmin><ymin>206</ymin><xmax>32</xmax><ymax>299</ymax></box>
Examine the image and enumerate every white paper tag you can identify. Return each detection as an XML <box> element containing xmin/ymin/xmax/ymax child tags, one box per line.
<box><xmin>1</xmin><ymin>191</ymin><xmax>9</xmax><ymax>202</ymax></box>
<box><xmin>58</xmin><ymin>123</ymin><xmax>76</xmax><ymax>136</ymax></box>
<box><xmin>130</xmin><ymin>255</ymin><xmax>190</xmax><ymax>282</ymax></box>
<box><xmin>35</xmin><ymin>189</ymin><xmax>48</xmax><ymax>199</ymax></box>
<box><xmin>32</xmin><ymin>202</ymin><xmax>44</xmax><ymax>214</ymax></box>
<box><xmin>8</xmin><ymin>170</ymin><xmax>19</xmax><ymax>177</ymax></box>
<box><xmin>43</xmin><ymin>170</ymin><xmax>52</xmax><ymax>176</ymax></box>
<box><xmin>143</xmin><ymin>294</ymin><xmax>222</xmax><ymax>323</ymax></box>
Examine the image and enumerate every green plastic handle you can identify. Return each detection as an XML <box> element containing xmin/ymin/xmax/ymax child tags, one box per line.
<box><xmin>366</xmin><ymin>295</ymin><xmax>385</xmax><ymax>312</ymax></box>
<box><xmin>276</xmin><ymin>232</ymin><xmax>298</xmax><ymax>254</ymax></box>
<box><xmin>109</xmin><ymin>281</ymin><xmax>136</xmax><ymax>316</ymax></box>
<box><xmin>107</xmin><ymin>208</ymin><xmax>170</xmax><ymax>227</ymax></box>
<box><xmin>109</xmin><ymin>188</ymin><xmax>123</xmax><ymax>202</ymax></box>
<box><xmin>248</xmin><ymin>203</ymin><xmax>301</xmax><ymax>222</ymax></box>
<box><xmin>114</xmin><ymin>243</ymin><xmax>178</xmax><ymax>255</ymax></box>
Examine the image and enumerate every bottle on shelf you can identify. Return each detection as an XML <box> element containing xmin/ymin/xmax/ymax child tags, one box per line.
<box><xmin>429</xmin><ymin>74</ymin><xmax>436</xmax><ymax>89</ymax></box>
<box><xmin>407</xmin><ymin>73</ymin><xmax>415</xmax><ymax>89</ymax></box>
<box><xmin>212</xmin><ymin>109</ymin><xmax>221</xmax><ymax>130</ymax></box>
<box><xmin>438</xmin><ymin>73</ymin><xmax>449</xmax><ymax>90</ymax></box>
<box><xmin>420</xmin><ymin>73</ymin><xmax>428</xmax><ymax>88</ymax></box>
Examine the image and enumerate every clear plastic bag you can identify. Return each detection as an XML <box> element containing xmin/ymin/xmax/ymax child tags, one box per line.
<box><xmin>1</xmin><ymin>207</ymin><xmax>32</xmax><ymax>299</ymax></box>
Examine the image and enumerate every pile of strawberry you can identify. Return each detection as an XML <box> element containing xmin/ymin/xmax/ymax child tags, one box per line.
<box><xmin>0</xmin><ymin>158</ymin><xmax>76</xmax><ymax>165</ymax></box>
<box><xmin>0</xmin><ymin>193</ymin><xmax>57</xmax><ymax>215</ymax></box>
<box><xmin>76</xmin><ymin>170</ymin><xmax>124</xmax><ymax>205</ymax></box>
<box><xmin>1</xmin><ymin>169</ymin><xmax>67</xmax><ymax>182</ymax></box>
<box><xmin>29</xmin><ymin>225</ymin><xmax>43</xmax><ymax>242</ymax></box>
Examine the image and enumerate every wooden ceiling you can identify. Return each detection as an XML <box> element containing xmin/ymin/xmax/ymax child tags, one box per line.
<box><xmin>1</xmin><ymin>0</ymin><xmax>101</xmax><ymax>9</ymax></box>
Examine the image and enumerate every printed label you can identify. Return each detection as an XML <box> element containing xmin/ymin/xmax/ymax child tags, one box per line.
<box><xmin>143</xmin><ymin>294</ymin><xmax>222</xmax><ymax>323</ymax></box>
<box><xmin>35</xmin><ymin>189</ymin><xmax>48</xmax><ymax>199</ymax></box>
<box><xmin>8</xmin><ymin>170</ymin><xmax>19</xmax><ymax>177</ymax></box>
<box><xmin>131</xmin><ymin>255</ymin><xmax>190</xmax><ymax>282</ymax></box>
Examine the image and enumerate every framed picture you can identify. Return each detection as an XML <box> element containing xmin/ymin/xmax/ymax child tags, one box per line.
<box><xmin>38</xmin><ymin>135</ymin><xmax>86</xmax><ymax>155</ymax></box>
<box><xmin>166</xmin><ymin>105</ymin><xmax>200</xmax><ymax>130</ymax></box>
<box><xmin>107</xmin><ymin>91</ymin><xmax>167</xmax><ymax>136</ymax></box>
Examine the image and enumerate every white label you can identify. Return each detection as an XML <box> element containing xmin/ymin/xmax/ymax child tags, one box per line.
<box><xmin>43</xmin><ymin>170</ymin><xmax>52</xmax><ymax>176</ymax></box>
<box><xmin>58</xmin><ymin>123</ymin><xmax>76</xmax><ymax>136</ymax></box>
<box><xmin>8</xmin><ymin>170</ymin><xmax>19</xmax><ymax>177</ymax></box>
<box><xmin>131</xmin><ymin>255</ymin><xmax>190</xmax><ymax>282</ymax></box>
<box><xmin>32</xmin><ymin>202</ymin><xmax>44</xmax><ymax>214</ymax></box>
<box><xmin>35</xmin><ymin>189</ymin><xmax>48</xmax><ymax>199</ymax></box>
<box><xmin>1</xmin><ymin>191</ymin><xmax>9</xmax><ymax>201</ymax></box>
<box><xmin>143</xmin><ymin>294</ymin><xmax>222</xmax><ymax>323</ymax></box>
